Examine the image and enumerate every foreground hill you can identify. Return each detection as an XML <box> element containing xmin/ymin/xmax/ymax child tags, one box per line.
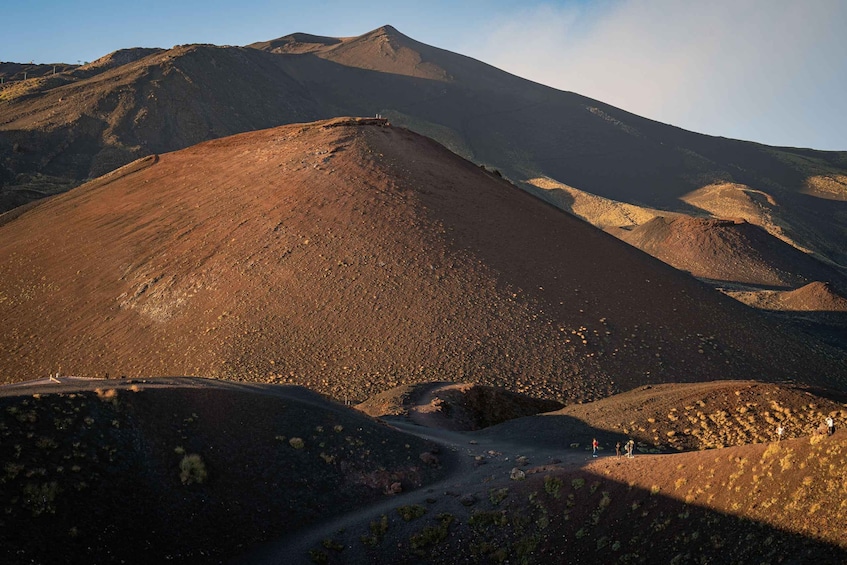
<box><xmin>1</xmin><ymin>25</ymin><xmax>845</xmax><ymax>274</ymax></box>
<box><xmin>2</xmin><ymin>118</ymin><xmax>845</xmax><ymax>400</ymax></box>
<box><xmin>345</xmin><ymin>431</ymin><xmax>847</xmax><ymax>564</ymax></box>
<box><xmin>0</xmin><ymin>378</ymin><xmax>446</xmax><ymax>563</ymax></box>
<box><xmin>4</xmin><ymin>377</ymin><xmax>845</xmax><ymax>564</ymax></box>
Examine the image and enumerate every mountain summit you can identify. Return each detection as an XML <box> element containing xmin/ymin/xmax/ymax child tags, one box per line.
<box><xmin>1</xmin><ymin>25</ymin><xmax>845</xmax><ymax>292</ymax></box>
<box><xmin>249</xmin><ymin>24</ymin><xmax>452</xmax><ymax>80</ymax></box>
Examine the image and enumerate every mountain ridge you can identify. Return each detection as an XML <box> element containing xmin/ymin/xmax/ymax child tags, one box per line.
<box><xmin>1</xmin><ymin>25</ymin><xmax>845</xmax><ymax>285</ymax></box>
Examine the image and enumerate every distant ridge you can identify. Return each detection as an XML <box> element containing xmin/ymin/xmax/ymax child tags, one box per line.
<box><xmin>1</xmin><ymin>25</ymin><xmax>845</xmax><ymax>291</ymax></box>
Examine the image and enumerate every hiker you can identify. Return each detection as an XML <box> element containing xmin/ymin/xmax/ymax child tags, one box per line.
<box><xmin>826</xmin><ymin>416</ymin><xmax>835</xmax><ymax>436</ymax></box>
<box><xmin>776</xmin><ymin>425</ymin><xmax>784</xmax><ymax>441</ymax></box>
<box><xmin>615</xmin><ymin>441</ymin><xmax>621</xmax><ymax>458</ymax></box>
<box><xmin>592</xmin><ymin>438</ymin><xmax>599</xmax><ymax>457</ymax></box>
<box><xmin>626</xmin><ymin>439</ymin><xmax>635</xmax><ymax>458</ymax></box>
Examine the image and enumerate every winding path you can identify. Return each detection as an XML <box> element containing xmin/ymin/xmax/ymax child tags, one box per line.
<box><xmin>232</xmin><ymin>392</ymin><xmax>599</xmax><ymax>564</ymax></box>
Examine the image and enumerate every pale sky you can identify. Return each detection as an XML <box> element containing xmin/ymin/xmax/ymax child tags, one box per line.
<box><xmin>2</xmin><ymin>0</ymin><xmax>845</xmax><ymax>150</ymax></box>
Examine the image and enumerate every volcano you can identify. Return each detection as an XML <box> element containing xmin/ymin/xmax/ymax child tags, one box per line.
<box><xmin>2</xmin><ymin>26</ymin><xmax>845</xmax><ymax>274</ymax></box>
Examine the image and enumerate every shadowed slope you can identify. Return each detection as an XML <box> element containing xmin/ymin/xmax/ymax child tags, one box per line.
<box><xmin>402</xmin><ymin>433</ymin><xmax>847</xmax><ymax>564</ymax></box>
<box><xmin>1</xmin><ymin>119</ymin><xmax>845</xmax><ymax>400</ymax></box>
<box><xmin>0</xmin><ymin>378</ymin><xmax>447</xmax><ymax>563</ymax></box>
<box><xmin>0</xmin><ymin>43</ymin><xmax>322</xmax><ymax>191</ymax></box>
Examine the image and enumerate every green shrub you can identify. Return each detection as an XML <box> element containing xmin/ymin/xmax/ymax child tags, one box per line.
<box><xmin>361</xmin><ymin>514</ymin><xmax>389</xmax><ymax>547</ymax></box>
<box><xmin>489</xmin><ymin>487</ymin><xmax>509</xmax><ymax>505</ymax></box>
<box><xmin>321</xmin><ymin>538</ymin><xmax>344</xmax><ymax>552</ymax></box>
<box><xmin>469</xmin><ymin>510</ymin><xmax>508</xmax><ymax>529</ymax></box>
<box><xmin>309</xmin><ymin>549</ymin><xmax>328</xmax><ymax>564</ymax></box>
<box><xmin>398</xmin><ymin>504</ymin><xmax>427</xmax><ymax>521</ymax></box>
<box><xmin>179</xmin><ymin>454</ymin><xmax>207</xmax><ymax>485</ymax></box>
<box><xmin>410</xmin><ymin>513</ymin><xmax>454</xmax><ymax>551</ymax></box>
<box><xmin>22</xmin><ymin>481</ymin><xmax>59</xmax><ymax>516</ymax></box>
<box><xmin>544</xmin><ymin>475</ymin><xmax>563</xmax><ymax>498</ymax></box>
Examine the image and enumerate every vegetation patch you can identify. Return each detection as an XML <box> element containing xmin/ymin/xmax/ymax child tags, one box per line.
<box><xmin>397</xmin><ymin>504</ymin><xmax>427</xmax><ymax>522</ymax></box>
<box><xmin>179</xmin><ymin>454</ymin><xmax>207</xmax><ymax>485</ymax></box>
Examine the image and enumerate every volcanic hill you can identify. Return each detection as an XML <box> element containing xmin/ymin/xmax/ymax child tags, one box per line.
<box><xmin>726</xmin><ymin>281</ymin><xmax>847</xmax><ymax>313</ymax></box>
<box><xmin>612</xmin><ymin>216</ymin><xmax>847</xmax><ymax>290</ymax></box>
<box><xmin>0</xmin><ymin>118</ymin><xmax>845</xmax><ymax>401</ymax></box>
<box><xmin>2</xmin><ymin>25</ymin><xmax>845</xmax><ymax>275</ymax></box>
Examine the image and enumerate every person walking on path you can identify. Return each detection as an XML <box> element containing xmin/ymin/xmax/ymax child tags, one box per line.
<box><xmin>777</xmin><ymin>425</ymin><xmax>784</xmax><ymax>441</ymax></box>
<box><xmin>626</xmin><ymin>439</ymin><xmax>635</xmax><ymax>458</ymax></box>
<box><xmin>826</xmin><ymin>416</ymin><xmax>835</xmax><ymax>436</ymax></box>
<box><xmin>592</xmin><ymin>438</ymin><xmax>599</xmax><ymax>458</ymax></box>
<box><xmin>615</xmin><ymin>441</ymin><xmax>621</xmax><ymax>458</ymax></box>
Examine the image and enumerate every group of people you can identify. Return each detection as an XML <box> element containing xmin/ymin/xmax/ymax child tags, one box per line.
<box><xmin>589</xmin><ymin>417</ymin><xmax>838</xmax><ymax>460</ymax></box>
<box><xmin>591</xmin><ymin>438</ymin><xmax>636</xmax><ymax>458</ymax></box>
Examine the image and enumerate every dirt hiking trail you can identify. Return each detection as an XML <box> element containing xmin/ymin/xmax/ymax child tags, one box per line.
<box><xmin>235</xmin><ymin>392</ymin><xmax>611</xmax><ymax>564</ymax></box>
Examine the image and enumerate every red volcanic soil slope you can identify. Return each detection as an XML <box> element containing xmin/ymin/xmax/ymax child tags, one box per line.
<box><xmin>293</xmin><ymin>381</ymin><xmax>847</xmax><ymax>565</ymax></box>
<box><xmin>613</xmin><ymin>216</ymin><xmax>847</xmax><ymax>288</ymax></box>
<box><xmin>772</xmin><ymin>281</ymin><xmax>847</xmax><ymax>312</ymax></box>
<box><xmin>477</xmin><ymin>380</ymin><xmax>847</xmax><ymax>454</ymax></box>
<box><xmin>0</xmin><ymin>119</ymin><xmax>845</xmax><ymax>401</ymax></box>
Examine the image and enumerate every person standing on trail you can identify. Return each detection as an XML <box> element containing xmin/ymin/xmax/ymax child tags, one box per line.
<box><xmin>592</xmin><ymin>438</ymin><xmax>599</xmax><ymax>458</ymax></box>
<box><xmin>615</xmin><ymin>441</ymin><xmax>621</xmax><ymax>458</ymax></box>
<box><xmin>626</xmin><ymin>439</ymin><xmax>635</xmax><ymax>458</ymax></box>
<box><xmin>776</xmin><ymin>425</ymin><xmax>784</xmax><ymax>441</ymax></box>
<box><xmin>826</xmin><ymin>417</ymin><xmax>835</xmax><ymax>436</ymax></box>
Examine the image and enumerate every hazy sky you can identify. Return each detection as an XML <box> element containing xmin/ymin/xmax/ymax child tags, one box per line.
<box><xmin>2</xmin><ymin>0</ymin><xmax>845</xmax><ymax>150</ymax></box>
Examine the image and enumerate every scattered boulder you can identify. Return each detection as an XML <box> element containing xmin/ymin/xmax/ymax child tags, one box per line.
<box><xmin>510</xmin><ymin>467</ymin><xmax>526</xmax><ymax>481</ymax></box>
<box><xmin>384</xmin><ymin>482</ymin><xmax>402</xmax><ymax>495</ymax></box>
<box><xmin>459</xmin><ymin>494</ymin><xmax>477</xmax><ymax>507</ymax></box>
<box><xmin>419</xmin><ymin>451</ymin><xmax>440</xmax><ymax>467</ymax></box>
